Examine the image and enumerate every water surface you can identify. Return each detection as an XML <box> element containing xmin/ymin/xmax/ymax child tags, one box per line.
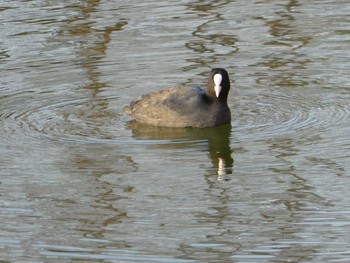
<box><xmin>1</xmin><ymin>0</ymin><xmax>350</xmax><ymax>262</ymax></box>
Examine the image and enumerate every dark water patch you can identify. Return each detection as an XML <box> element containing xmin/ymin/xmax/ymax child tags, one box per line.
<box><xmin>127</xmin><ymin>122</ymin><xmax>234</xmax><ymax>177</ymax></box>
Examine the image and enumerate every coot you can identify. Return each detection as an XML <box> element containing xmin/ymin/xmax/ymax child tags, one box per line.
<box><xmin>124</xmin><ymin>68</ymin><xmax>231</xmax><ymax>128</ymax></box>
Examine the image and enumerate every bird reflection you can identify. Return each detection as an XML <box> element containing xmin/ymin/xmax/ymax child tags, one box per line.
<box><xmin>127</xmin><ymin>121</ymin><xmax>233</xmax><ymax>178</ymax></box>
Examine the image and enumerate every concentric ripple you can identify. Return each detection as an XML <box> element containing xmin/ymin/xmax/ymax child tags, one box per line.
<box><xmin>1</xmin><ymin>87</ymin><xmax>349</xmax><ymax>147</ymax></box>
<box><xmin>232</xmin><ymin>87</ymin><xmax>350</xmax><ymax>140</ymax></box>
<box><xmin>0</xmin><ymin>92</ymin><xmax>127</xmax><ymax>144</ymax></box>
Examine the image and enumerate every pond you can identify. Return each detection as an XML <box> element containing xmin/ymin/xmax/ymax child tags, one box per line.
<box><xmin>1</xmin><ymin>0</ymin><xmax>350</xmax><ymax>262</ymax></box>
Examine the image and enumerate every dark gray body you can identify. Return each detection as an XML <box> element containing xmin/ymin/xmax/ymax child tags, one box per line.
<box><xmin>124</xmin><ymin>86</ymin><xmax>231</xmax><ymax>128</ymax></box>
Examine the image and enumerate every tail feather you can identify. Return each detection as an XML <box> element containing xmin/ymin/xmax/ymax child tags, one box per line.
<box><xmin>123</xmin><ymin>105</ymin><xmax>132</xmax><ymax>115</ymax></box>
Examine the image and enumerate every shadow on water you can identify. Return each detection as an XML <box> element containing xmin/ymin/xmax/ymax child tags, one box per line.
<box><xmin>127</xmin><ymin>121</ymin><xmax>234</xmax><ymax>178</ymax></box>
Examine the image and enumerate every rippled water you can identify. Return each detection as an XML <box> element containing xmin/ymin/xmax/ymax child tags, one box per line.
<box><xmin>1</xmin><ymin>0</ymin><xmax>350</xmax><ymax>262</ymax></box>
